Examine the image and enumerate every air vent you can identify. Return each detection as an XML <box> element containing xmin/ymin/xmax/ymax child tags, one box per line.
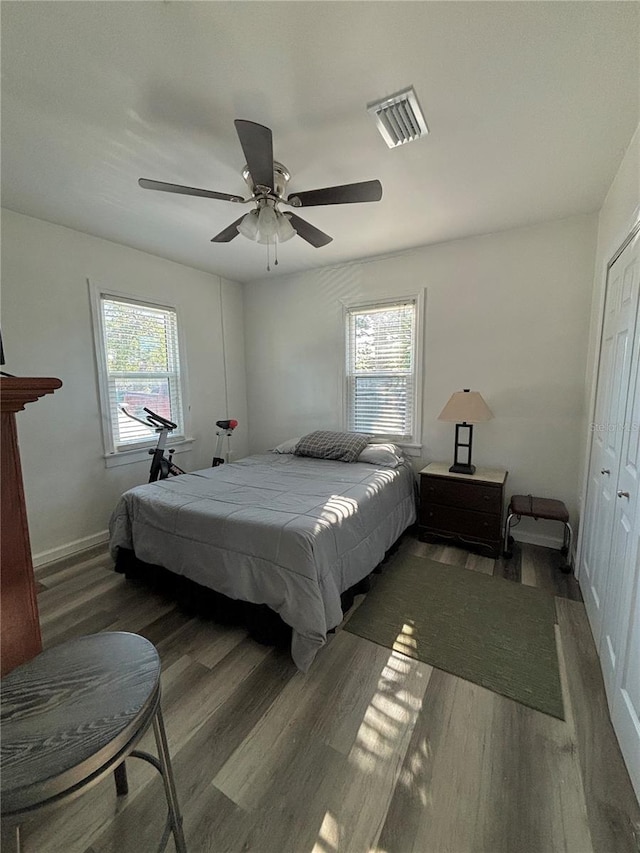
<box><xmin>367</xmin><ymin>87</ymin><xmax>429</xmax><ymax>148</ymax></box>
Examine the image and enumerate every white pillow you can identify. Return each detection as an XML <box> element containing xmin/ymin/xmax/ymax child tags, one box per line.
<box><xmin>358</xmin><ymin>443</ymin><xmax>404</xmax><ymax>468</ymax></box>
<box><xmin>272</xmin><ymin>437</ymin><xmax>301</xmax><ymax>454</ymax></box>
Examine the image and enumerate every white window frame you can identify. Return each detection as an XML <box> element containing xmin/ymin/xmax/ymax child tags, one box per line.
<box><xmin>89</xmin><ymin>280</ymin><xmax>193</xmax><ymax>468</ymax></box>
<box><xmin>342</xmin><ymin>291</ymin><xmax>424</xmax><ymax>455</ymax></box>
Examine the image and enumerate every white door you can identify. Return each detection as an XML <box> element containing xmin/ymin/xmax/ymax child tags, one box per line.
<box><xmin>601</xmin><ymin>234</ymin><xmax>640</xmax><ymax>797</ymax></box>
<box><xmin>581</xmin><ymin>231</ymin><xmax>640</xmax><ymax>643</ymax></box>
<box><xmin>610</xmin><ymin>496</ymin><xmax>640</xmax><ymax>799</ymax></box>
<box><xmin>600</xmin><ymin>233</ymin><xmax>640</xmax><ymax>698</ymax></box>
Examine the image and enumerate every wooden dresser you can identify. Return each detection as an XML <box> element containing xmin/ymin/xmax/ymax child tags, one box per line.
<box><xmin>419</xmin><ymin>462</ymin><xmax>508</xmax><ymax>557</ymax></box>
<box><xmin>1</xmin><ymin>376</ymin><xmax>62</xmax><ymax>676</ymax></box>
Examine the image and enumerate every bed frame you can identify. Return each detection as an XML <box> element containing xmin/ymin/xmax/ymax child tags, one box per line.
<box><xmin>114</xmin><ymin>535</ymin><xmax>403</xmax><ymax>648</ymax></box>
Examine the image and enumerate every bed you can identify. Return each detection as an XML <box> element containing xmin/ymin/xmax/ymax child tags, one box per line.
<box><xmin>109</xmin><ymin>441</ymin><xmax>417</xmax><ymax>671</ymax></box>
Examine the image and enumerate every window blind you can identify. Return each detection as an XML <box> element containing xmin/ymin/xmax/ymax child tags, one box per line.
<box><xmin>100</xmin><ymin>297</ymin><xmax>184</xmax><ymax>450</ymax></box>
<box><xmin>346</xmin><ymin>300</ymin><xmax>416</xmax><ymax>438</ymax></box>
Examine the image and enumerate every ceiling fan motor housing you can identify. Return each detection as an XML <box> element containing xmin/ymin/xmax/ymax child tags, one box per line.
<box><xmin>242</xmin><ymin>161</ymin><xmax>290</xmax><ymax>200</ymax></box>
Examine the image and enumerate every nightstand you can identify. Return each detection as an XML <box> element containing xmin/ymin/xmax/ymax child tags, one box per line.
<box><xmin>419</xmin><ymin>462</ymin><xmax>508</xmax><ymax>557</ymax></box>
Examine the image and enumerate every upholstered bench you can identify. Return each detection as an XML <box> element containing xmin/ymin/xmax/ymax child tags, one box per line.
<box><xmin>503</xmin><ymin>494</ymin><xmax>572</xmax><ymax>573</ymax></box>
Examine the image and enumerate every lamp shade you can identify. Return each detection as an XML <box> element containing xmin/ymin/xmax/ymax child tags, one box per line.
<box><xmin>257</xmin><ymin>204</ymin><xmax>278</xmax><ymax>238</ymax></box>
<box><xmin>438</xmin><ymin>390</ymin><xmax>493</xmax><ymax>423</ymax></box>
<box><xmin>276</xmin><ymin>212</ymin><xmax>296</xmax><ymax>242</ymax></box>
<box><xmin>238</xmin><ymin>209</ymin><xmax>259</xmax><ymax>240</ymax></box>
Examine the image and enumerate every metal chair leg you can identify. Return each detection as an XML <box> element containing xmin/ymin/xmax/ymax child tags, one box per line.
<box><xmin>114</xmin><ymin>761</ymin><xmax>129</xmax><ymax>796</ymax></box>
<box><xmin>1</xmin><ymin>823</ymin><xmax>21</xmax><ymax>853</ymax></box>
<box><xmin>503</xmin><ymin>512</ymin><xmax>515</xmax><ymax>558</ymax></box>
<box><xmin>152</xmin><ymin>705</ymin><xmax>187</xmax><ymax>853</ymax></box>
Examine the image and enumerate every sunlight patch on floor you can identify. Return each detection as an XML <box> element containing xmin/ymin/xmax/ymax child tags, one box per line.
<box><xmin>392</xmin><ymin>620</ymin><xmax>418</xmax><ymax>658</ymax></box>
<box><xmin>312</xmin><ymin>810</ymin><xmax>340</xmax><ymax>853</ymax></box>
<box><xmin>399</xmin><ymin>736</ymin><xmax>432</xmax><ymax>806</ymax></box>
<box><xmin>349</xmin><ymin>649</ymin><xmax>422</xmax><ymax>774</ymax></box>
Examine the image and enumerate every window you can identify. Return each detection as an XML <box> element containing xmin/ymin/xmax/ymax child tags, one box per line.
<box><xmin>344</xmin><ymin>296</ymin><xmax>421</xmax><ymax>444</ymax></box>
<box><xmin>91</xmin><ymin>286</ymin><xmax>188</xmax><ymax>460</ymax></box>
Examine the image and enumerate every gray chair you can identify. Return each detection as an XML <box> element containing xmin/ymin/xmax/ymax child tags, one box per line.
<box><xmin>0</xmin><ymin>632</ymin><xmax>187</xmax><ymax>853</ymax></box>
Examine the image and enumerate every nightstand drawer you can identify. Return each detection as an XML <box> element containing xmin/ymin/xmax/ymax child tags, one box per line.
<box><xmin>423</xmin><ymin>504</ymin><xmax>502</xmax><ymax>540</ymax></box>
<box><xmin>421</xmin><ymin>477</ymin><xmax>502</xmax><ymax>513</ymax></box>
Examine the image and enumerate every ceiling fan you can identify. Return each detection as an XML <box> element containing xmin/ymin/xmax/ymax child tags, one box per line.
<box><xmin>138</xmin><ymin>119</ymin><xmax>383</xmax><ymax>261</ymax></box>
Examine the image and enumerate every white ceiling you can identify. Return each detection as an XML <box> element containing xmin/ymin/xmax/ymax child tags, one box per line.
<box><xmin>1</xmin><ymin>2</ymin><xmax>638</xmax><ymax>284</ymax></box>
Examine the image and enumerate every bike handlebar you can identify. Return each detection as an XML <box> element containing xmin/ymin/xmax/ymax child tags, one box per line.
<box><xmin>123</xmin><ymin>407</ymin><xmax>234</xmax><ymax>436</ymax></box>
<box><xmin>121</xmin><ymin>406</ymin><xmax>177</xmax><ymax>432</ymax></box>
<box><xmin>143</xmin><ymin>407</ymin><xmax>177</xmax><ymax>430</ymax></box>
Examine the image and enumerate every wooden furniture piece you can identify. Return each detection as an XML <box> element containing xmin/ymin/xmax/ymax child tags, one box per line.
<box><xmin>419</xmin><ymin>462</ymin><xmax>508</xmax><ymax>557</ymax></box>
<box><xmin>0</xmin><ymin>632</ymin><xmax>187</xmax><ymax>853</ymax></box>
<box><xmin>1</xmin><ymin>376</ymin><xmax>62</xmax><ymax>677</ymax></box>
<box><xmin>503</xmin><ymin>494</ymin><xmax>572</xmax><ymax>571</ymax></box>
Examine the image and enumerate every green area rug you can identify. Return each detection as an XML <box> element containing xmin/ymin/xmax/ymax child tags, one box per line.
<box><xmin>345</xmin><ymin>555</ymin><xmax>564</xmax><ymax>719</ymax></box>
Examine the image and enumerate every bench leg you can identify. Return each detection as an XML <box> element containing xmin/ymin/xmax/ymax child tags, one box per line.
<box><xmin>560</xmin><ymin>522</ymin><xmax>573</xmax><ymax>573</ymax></box>
<box><xmin>503</xmin><ymin>512</ymin><xmax>516</xmax><ymax>558</ymax></box>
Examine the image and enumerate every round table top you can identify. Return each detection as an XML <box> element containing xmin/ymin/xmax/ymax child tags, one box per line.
<box><xmin>1</xmin><ymin>632</ymin><xmax>161</xmax><ymax>816</ymax></box>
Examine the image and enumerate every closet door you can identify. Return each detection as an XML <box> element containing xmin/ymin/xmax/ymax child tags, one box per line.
<box><xmin>600</xmin><ymin>231</ymin><xmax>640</xmax><ymax>697</ymax></box>
<box><xmin>602</xmin><ymin>233</ymin><xmax>640</xmax><ymax>798</ymax></box>
<box><xmin>581</xmin><ymin>231</ymin><xmax>640</xmax><ymax>644</ymax></box>
<box><xmin>610</xmin><ymin>482</ymin><xmax>640</xmax><ymax>800</ymax></box>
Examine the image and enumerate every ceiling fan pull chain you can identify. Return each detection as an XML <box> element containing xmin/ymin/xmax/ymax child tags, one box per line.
<box><xmin>274</xmin><ymin>238</ymin><xmax>279</xmax><ymax>267</ymax></box>
<box><xmin>266</xmin><ymin>238</ymin><xmax>271</xmax><ymax>272</ymax></box>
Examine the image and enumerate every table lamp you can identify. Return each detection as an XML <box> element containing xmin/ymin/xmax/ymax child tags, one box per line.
<box><xmin>438</xmin><ymin>389</ymin><xmax>493</xmax><ymax>475</ymax></box>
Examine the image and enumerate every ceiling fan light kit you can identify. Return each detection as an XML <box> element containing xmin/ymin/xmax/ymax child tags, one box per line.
<box><xmin>138</xmin><ymin>119</ymin><xmax>383</xmax><ymax>270</ymax></box>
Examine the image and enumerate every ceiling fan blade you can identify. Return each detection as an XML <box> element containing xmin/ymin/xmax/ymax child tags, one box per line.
<box><xmin>287</xmin><ymin>213</ymin><xmax>333</xmax><ymax>248</ymax></box>
<box><xmin>234</xmin><ymin>120</ymin><xmax>274</xmax><ymax>192</ymax></box>
<box><xmin>139</xmin><ymin>178</ymin><xmax>244</xmax><ymax>203</ymax></box>
<box><xmin>211</xmin><ymin>215</ymin><xmax>246</xmax><ymax>243</ymax></box>
<box><xmin>287</xmin><ymin>179</ymin><xmax>382</xmax><ymax>207</ymax></box>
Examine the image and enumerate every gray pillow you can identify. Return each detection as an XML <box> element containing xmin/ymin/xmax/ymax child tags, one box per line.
<box><xmin>294</xmin><ymin>430</ymin><xmax>371</xmax><ymax>463</ymax></box>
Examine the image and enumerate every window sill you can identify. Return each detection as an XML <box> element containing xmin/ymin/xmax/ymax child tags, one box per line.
<box><xmin>103</xmin><ymin>437</ymin><xmax>195</xmax><ymax>469</ymax></box>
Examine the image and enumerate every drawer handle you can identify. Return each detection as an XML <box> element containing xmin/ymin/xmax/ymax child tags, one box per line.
<box><xmin>429</xmin><ymin>512</ymin><xmax>434</xmax><ymax>517</ymax></box>
<box><xmin>483</xmin><ymin>495</ymin><xmax>490</xmax><ymax>501</ymax></box>
<box><xmin>617</xmin><ymin>490</ymin><xmax>630</xmax><ymax>499</ymax></box>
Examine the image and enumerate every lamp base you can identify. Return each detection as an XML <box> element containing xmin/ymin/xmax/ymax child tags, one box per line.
<box><xmin>449</xmin><ymin>462</ymin><xmax>476</xmax><ymax>475</ymax></box>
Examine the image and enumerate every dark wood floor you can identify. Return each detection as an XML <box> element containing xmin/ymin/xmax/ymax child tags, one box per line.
<box><xmin>18</xmin><ymin>535</ymin><xmax>640</xmax><ymax>852</ymax></box>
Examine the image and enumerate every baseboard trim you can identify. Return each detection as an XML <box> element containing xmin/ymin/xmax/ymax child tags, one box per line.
<box><xmin>31</xmin><ymin>526</ymin><xmax>565</xmax><ymax>569</ymax></box>
<box><xmin>33</xmin><ymin>531</ymin><xmax>110</xmax><ymax>568</ymax></box>
<box><xmin>512</xmin><ymin>530</ymin><xmax>565</xmax><ymax>550</ymax></box>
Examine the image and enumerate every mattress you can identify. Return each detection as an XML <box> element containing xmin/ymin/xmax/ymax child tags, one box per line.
<box><xmin>109</xmin><ymin>452</ymin><xmax>416</xmax><ymax>670</ymax></box>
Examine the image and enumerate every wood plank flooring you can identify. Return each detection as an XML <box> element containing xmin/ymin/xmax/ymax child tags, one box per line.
<box><xmin>14</xmin><ymin>536</ymin><xmax>640</xmax><ymax>852</ymax></box>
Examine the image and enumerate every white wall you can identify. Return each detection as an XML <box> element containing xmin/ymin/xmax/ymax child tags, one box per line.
<box><xmin>244</xmin><ymin>214</ymin><xmax>597</xmax><ymax>546</ymax></box>
<box><xmin>1</xmin><ymin>210</ymin><xmax>247</xmax><ymax>563</ymax></box>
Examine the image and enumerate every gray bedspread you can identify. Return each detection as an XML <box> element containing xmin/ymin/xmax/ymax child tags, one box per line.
<box><xmin>109</xmin><ymin>452</ymin><xmax>416</xmax><ymax>670</ymax></box>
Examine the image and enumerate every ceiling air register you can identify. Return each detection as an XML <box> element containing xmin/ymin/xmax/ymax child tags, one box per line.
<box><xmin>367</xmin><ymin>87</ymin><xmax>429</xmax><ymax>148</ymax></box>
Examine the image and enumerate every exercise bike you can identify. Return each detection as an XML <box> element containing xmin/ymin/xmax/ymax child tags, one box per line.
<box><xmin>121</xmin><ymin>407</ymin><xmax>238</xmax><ymax>483</ymax></box>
